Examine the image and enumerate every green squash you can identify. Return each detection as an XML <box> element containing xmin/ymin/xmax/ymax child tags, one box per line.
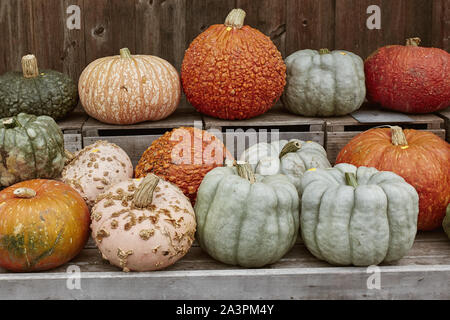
<box><xmin>240</xmin><ymin>139</ymin><xmax>331</xmax><ymax>192</ymax></box>
<box><xmin>0</xmin><ymin>55</ymin><xmax>78</xmax><ymax>120</ymax></box>
<box><xmin>300</xmin><ymin>163</ymin><xmax>419</xmax><ymax>266</ymax></box>
<box><xmin>195</xmin><ymin>162</ymin><xmax>299</xmax><ymax>267</ymax></box>
<box><xmin>0</xmin><ymin>113</ymin><xmax>65</xmax><ymax>187</ymax></box>
<box><xmin>443</xmin><ymin>204</ymin><xmax>450</xmax><ymax>240</ymax></box>
<box><xmin>282</xmin><ymin>49</ymin><xmax>366</xmax><ymax>117</ymax></box>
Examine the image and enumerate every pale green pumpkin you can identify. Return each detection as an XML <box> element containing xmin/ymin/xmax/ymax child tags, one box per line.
<box><xmin>300</xmin><ymin>163</ymin><xmax>419</xmax><ymax>266</ymax></box>
<box><xmin>194</xmin><ymin>163</ymin><xmax>299</xmax><ymax>268</ymax></box>
<box><xmin>282</xmin><ymin>49</ymin><xmax>366</xmax><ymax>117</ymax></box>
<box><xmin>240</xmin><ymin>139</ymin><xmax>331</xmax><ymax>192</ymax></box>
<box><xmin>443</xmin><ymin>204</ymin><xmax>450</xmax><ymax>240</ymax></box>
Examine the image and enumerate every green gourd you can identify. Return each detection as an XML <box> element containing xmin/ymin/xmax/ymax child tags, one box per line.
<box><xmin>300</xmin><ymin>163</ymin><xmax>419</xmax><ymax>266</ymax></box>
<box><xmin>0</xmin><ymin>55</ymin><xmax>78</xmax><ymax>120</ymax></box>
<box><xmin>194</xmin><ymin>162</ymin><xmax>299</xmax><ymax>268</ymax></box>
<box><xmin>240</xmin><ymin>139</ymin><xmax>331</xmax><ymax>192</ymax></box>
<box><xmin>443</xmin><ymin>204</ymin><xmax>450</xmax><ymax>240</ymax></box>
<box><xmin>282</xmin><ymin>49</ymin><xmax>366</xmax><ymax>117</ymax></box>
<box><xmin>0</xmin><ymin>113</ymin><xmax>66</xmax><ymax>187</ymax></box>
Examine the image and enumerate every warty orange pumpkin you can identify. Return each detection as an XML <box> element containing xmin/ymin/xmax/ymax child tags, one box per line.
<box><xmin>0</xmin><ymin>179</ymin><xmax>90</xmax><ymax>272</ymax></box>
<box><xmin>336</xmin><ymin>126</ymin><xmax>450</xmax><ymax>231</ymax></box>
<box><xmin>79</xmin><ymin>48</ymin><xmax>180</xmax><ymax>125</ymax></box>
<box><xmin>181</xmin><ymin>8</ymin><xmax>286</xmax><ymax>120</ymax></box>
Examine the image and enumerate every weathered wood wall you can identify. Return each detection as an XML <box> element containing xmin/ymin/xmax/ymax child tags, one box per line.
<box><xmin>0</xmin><ymin>0</ymin><xmax>449</xmax><ymax>84</ymax></box>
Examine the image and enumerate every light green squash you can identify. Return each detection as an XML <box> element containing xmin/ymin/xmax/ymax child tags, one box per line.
<box><xmin>194</xmin><ymin>162</ymin><xmax>299</xmax><ymax>268</ymax></box>
<box><xmin>300</xmin><ymin>163</ymin><xmax>419</xmax><ymax>266</ymax></box>
<box><xmin>239</xmin><ymin>139</ymin><xmax>331</xmax><ymax>192</ymax></box>
<box><xmin>282</xmin><ymin>49</ymin><xmax>366</xmax><ymax>117</ymax></box>
<box><xmin>443</xmin><ymin>204</ymin><xmax>450</xmax><ymax>240</ymax></box>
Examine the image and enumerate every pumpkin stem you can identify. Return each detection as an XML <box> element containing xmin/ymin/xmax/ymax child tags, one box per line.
<box><xmin>22</xmin><ymin>54</ymin><xmax>39</xmax><ymax>78</ymax></box>
<box><xmin>2</xmin><ymin>117</ymin><xmax>20</xmax><ymax>129</ymax></box>
<box><xmin>120</xmin><ymin>48</ymin><xmax>132</xmax><ymax>59</ymax></box>
<box><xmin>390</xmin><ymin>126</ymin><xmax>408</xmax><ymax>146</ymax></box>
<box><xmin>13</xmin><ymin>188</ymin><xmax>36</xmax><ymax>199</ymax></box>
<box><xmin>224</xmin><ymin>8</ymin><xmax>246</xmax><ymax>29</ymax></box>
<box><xmin>132</xmin><ymin>174</ymin><xmax>160</xmax><ymax>208</ymax></box>
<box><xmin>319</xmin><ymin>48</ymin><xmax>330</xmax><ymax>55</ymax></box>
<box><xmin>235</xmin><ymin>161</ymin><xmax>256</xmax><ymax>184</ymax></box>
<box><xmin>279</xmin><ymin>140</ymin><xmax>302</xmax><ymax>159</ymax></box>
<box><xmin>64</xmin><ymin>149</ymin><xmax>75</xmax><ymax>166</ymax></box>
<box><xmin>406</xmin><ymin>37</ymin><xmax>421</xmax><ymax>46</ymax></box>
<box><xmin>345</xmin><ymin>173</ymin><xmax>358</xmax><ymax>188</ymax></box>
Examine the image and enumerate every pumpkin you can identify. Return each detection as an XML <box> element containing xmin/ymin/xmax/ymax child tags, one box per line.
<box><xmin>135</xmin><ymin>127</ymin><xmax>231</xmax><ymax>204</ymax></box>
<box><xmin>336</xmin><ymin>126</ymin><xmax>450</xmax><ymax>231</ymax></box>
<box><xmin>365</xmin><ymin>38</ymin><xmax>450</xmax><ymax>113</ymax></box>
<box><xmin>282</xmin><ymin>49</ymin><xmax>366</xmax><ymax>117</ymax></box>
<box><xmin>91</xmin><ymin>174</ymin><xmax>196</xmax><ymax>272</ymax></box>
<box><xmin>0</xmin><ymin>55</ymin><xmax>78</xmax><ymax>120</ymax></box>
<box><xmin>239</xmin><ymin>139</ymin><xmax>331</xmax><ymax>192</ymax></box>
<box><xmin>443</xmin><ymin>204</ymin><xmax>450</xmax><ymax>240</ymax></box>
<box><xmin>62</xmin><ymin>140</ymin><xmax>133</xmax><ymax>208</ymax></box>
<box><xmin>181</xmin><ymin>9</ymin><xmax>286</xmax><ymax>120</ymax></box>
<box><xmin>195</xmin><ymin>162</ymin><xmax>299</xmax><ymax>268</ymax></box>
<box><xmin>0</xmin><ymin>179</ymin><xmax>90</xmax><ymax>272</ymax></box>
<box><xmin>300</xmin><ymin>164</ymin><xmax>419</xmax><ymax>266</ymax></box>
<box><xmin>78</xmin><ymin>48</ymin><xmax>180</xmax><ymax>125</ymax></box>
<box><xmin>0</xmin><ymin>113</ymin><xmax>66</xmax><ymax>187</ymax></box>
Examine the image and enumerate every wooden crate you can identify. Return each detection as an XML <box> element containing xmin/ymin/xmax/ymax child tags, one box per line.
<box><xmin>325</xmin><ymin>108</ymin><xmax>446</xmax><ymax>164</ymax></box>
<box><xmin>0</xmin><ymin>231</ymin><xmax>448</xmax><ymax>299</ymax></box>
<box><xmin>203</xmin><ymin>105</ymin><xmax>325</xmax><ymax>159</ymax></box>
<box><xmin>437</xmin><ymin>107</ymin><xmax>450</xmax><ymax>142</ymax></box>
<box><xmin>56</xmin><ymin>111</ymin><xmax>88</xmax><ymax>153</ymax></box>
<box><xmin>82</xmin><ymin>106</ymin><xmax>203</xmax><ymax>166</ymax></box>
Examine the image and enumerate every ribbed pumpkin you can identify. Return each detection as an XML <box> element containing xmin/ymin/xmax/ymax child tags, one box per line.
<box><xmin>135</xmin><ymin>127</ymin><xmax>231</xmax><ymax>204</ymax></box>
<box><xmin>365</xmin><ymin>38</ymin><xmax>450</xmax><ymax>113</ymax></box>
<box><xmin>0</xmin><ymin>179</ymin><xmax>90</xmax><ymax>272</ymax></box>
<box><xmin>181</xmin><ymin>9</ymin><xmax>286</xmax><ymax>120</ymax></box>
<box><xmin>79</xmin><ymin>48</ymin><xmax>180</xmax><ymax>125</ymax></box>
<box><xmin>337</xmin><ymin>126</ymin><xmax>450</xmax><ymax>231</ymax></box>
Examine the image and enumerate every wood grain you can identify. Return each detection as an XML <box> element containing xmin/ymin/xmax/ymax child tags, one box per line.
<box><xmin>432</xmin><ymin>0</ymin><xmax>450</xmax><ymax>51</ymax></box>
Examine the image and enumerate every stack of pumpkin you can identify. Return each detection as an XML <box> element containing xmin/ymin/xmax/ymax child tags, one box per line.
<box><xmin>0</xmin><ymin>8</ymin><xmax>448</xmax><ymax>273</ymax></box>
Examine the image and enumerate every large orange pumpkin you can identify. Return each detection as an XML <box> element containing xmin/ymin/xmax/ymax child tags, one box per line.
<box><xmin>181</xmin><ymin>8</ymin><xmax>286</xmax><ymax>120</ymax></box>
<box><xmin>135</xmin><ymin>127</ymin><xmax>231</xmax><ymax>204</ymax></box>
<box><xmin>365</xmin><ymin>38</ymin><xmax>450</xmax><ymax>113</ymax></box>
<box><xmin>0</xmin><ymin>180</ymin><xmax>90</xmax><ymax>272</ymax></box>
<box><xmin>79</xmin><ymin>48</ymin><xmax>180</xmax><ymax>124</ymax></box>
<box><xmin>336</xmin><ymin>127</ymin><xmax>450</xmax><ymax>231</ymax></box>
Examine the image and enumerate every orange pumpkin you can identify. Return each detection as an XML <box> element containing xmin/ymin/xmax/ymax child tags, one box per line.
<box><xmin>181</xmin><ymin>9</ymin><xmax>286</xmax><ymax>120</ymax></box>
<box><xmin>79</xmin><ymin>48</ymin><xmax>180</xmax><ymax>125</ymax></box>
<box><xmin>337</xmin><ymin>127</ymin><xmax>450</xmax><ymax>231</ymax></box>
<box><xmin>0</xmin><ymin>180</ymin><xmax>90</xmax><ymax>272</ymax></box>
<box><xmin>135</xmin><ymin>127</ymin><xmax>231</xmax><ymax>204</ymax></box>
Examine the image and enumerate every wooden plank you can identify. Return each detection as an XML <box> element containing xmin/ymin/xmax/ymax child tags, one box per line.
<box><xmin>432</xmin><ymin>0</ymin><xmax>450</xmax><ymax>51</ymax></box>
<box><xmin>437</xmin><ymin>107</ymin><xmax>450</xmax><ymax>141</ymax></box>
<box><xmin>237</xmin><ymin>0</ymin><xmax>286</xmax><ymax>57</ymax></box>
<box><xmin>286</xmin><ymin>0</ymin><xmax>335</xmax><ymax>56</ymax></box>
<box><xmin>405</xmin><ymin>0</ymin><xmax>433</xmax><ymax>47</ymax></box>
<box><xmin>135</xmin><ymin>0</ymin><xmax>186</xmax><ymax>70</ymax></box>
<box><xmin>0</xmin><ymin>0</ymin><xmax>34</xmax><ymax>74</ymax></box>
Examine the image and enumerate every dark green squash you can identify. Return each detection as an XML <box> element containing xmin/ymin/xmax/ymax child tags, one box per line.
<box><xmin>0</xmin><ymin>113</ymin><xmax>66</xmax><ymax>187</ymax></box>
<box><xmin>0</xmin><ymin>55</ymin><xmax>78</xmax><ymax>120</ymax></box>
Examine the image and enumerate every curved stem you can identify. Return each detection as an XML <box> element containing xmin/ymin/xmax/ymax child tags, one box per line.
<box><xmin>22</xmin><ymin>54</ymin><xmax>39</xmax><ymax>78</ymax></box>
<box><xmin>319</xmin><ymin>48</ymin><xmax>330</xmax><ymax>55</ymax></box>
<box><xmin>406</xmin><ymin>37</ymin><xmax>421</xmax><ymax>46</ymax></box>
<box><xmin>64</xmin><ymin>149</ymin><xmax>75</xmax><ymax>166</ymax></box>
<box><xmin>132</xmin><ymin>174</ymin><xmax>160</xmax><ymax>208</ymax></box>
<box><xmin>390</xmin><ymin>126</ymin><xmax>408</xmax><ymax>146</ymax></box>
<box><xmin>120</xmin><ymin>48</ymin><xmax>132</xmax><ymax>59</ymax></box>
<box><xmin>235</xmin><ymin>162</ymin><xmax>256</xmax><ymax>184</ymax></box>
<box><xmin>279</xmin><ymin>140</ymin><xmax>302</xmax><ymax>159</ymax></box>
<box><xmin>224</xmin><ymin>8</ymin><xmax>246</xmax><ymax>29</ymax></box>
<box><xmin>345</xmin><ymin>173</ymin><xmax>358</xmax><ymax>188</ymax></box>
<box><xmin>2</xmin><ymin>117</ymin><xmax>20</xmax><ymax>129</ymax></box>
<box><xmin>13</xmin><ymin>188</ymin><xmax>36</xmax><ymax>199</ymax></box>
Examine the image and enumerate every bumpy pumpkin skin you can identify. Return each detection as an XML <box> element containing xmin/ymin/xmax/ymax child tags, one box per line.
<box><xmin>337</xmin><ymin>128</ymin><xmax>450</xmax><ymax>231</ymax></box>
<box><xmin>300</xmin><ymin>164</ymin><xmax>419</xmax><ymax>266</ymax></box>
<box><xmin>365</xmin><ymin>40</ymin><xmax>450</xmax><ymax>113</ymax></box>
<box><xmin>0</xmin><ymin>179</ymin><xmax>90</xmax><ymax>272</ymax></box>
<box><xmin>443</xmin><ymin>204</ymin><xmax>450</xmax><ymax>240</ymax></box>
<box><xmin>91</xmin><ymin>176</ymin><xmax>196</xmax><ymax>272</ymax></box>
<box><xmin>240</xmin><ymin>139</ymin><xmax>331</xmax><ymax>192</ymax></box>
<box><xmin>135</xmin><ymin>127</ymin><xmax>231</xmax><ymax>204</ymax></box>
<box><xmin>181</xmin><ymin>9</ymin><xmax>286</xmax><ymax>120</ymax></box>
<box><xmin>195</xmin><ymin>166</ymin><xmax>299</xmax><ymax>268</ymax></box>
<box><xmin>282</xmin><ymin>49</ymin><xmax>366</xmax><ymax>116</ymax></box>
<box><xmin>79</xmin><ymin>48</ymin><xmax>180</xmax><ymax>125</ymax></box>
<box><xmin>0</xmin><ymin>113</ymin><xmax>65</xmax><ymax>187</ymax></box>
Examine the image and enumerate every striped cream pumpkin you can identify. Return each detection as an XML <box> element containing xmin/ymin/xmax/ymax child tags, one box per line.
<box><xmin>79</xmin><ymin>48</ymin><xmax>180</xmax><ymax>125</ymax></box>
